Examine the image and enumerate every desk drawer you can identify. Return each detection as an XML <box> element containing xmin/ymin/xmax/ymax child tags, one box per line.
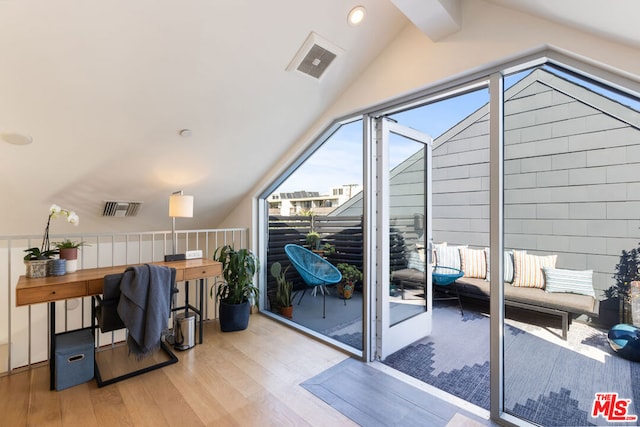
<box><xmin>183</xmin><ymin>264</ymin><xmax>221</xmax><ymax>280</ymax></box>
<box><xmin>174</xmin><ymin>270</ymin><xmax>184</xmax><ymax>282</ymax></box>
<box><xmin>17</xmin><ymin>282</ymin><xmax>87</xmax><ymax>305</ymax></box>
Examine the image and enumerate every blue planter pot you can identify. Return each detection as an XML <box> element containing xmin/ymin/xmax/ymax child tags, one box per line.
<box><xmin>219</xmin><ymin>301</ymin><xmax>251</xmax><ymax>332</ymax></box>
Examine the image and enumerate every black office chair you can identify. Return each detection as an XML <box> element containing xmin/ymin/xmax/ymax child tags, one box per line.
<box><xmin>92</xmin><ymin>265</ymin><xmax>179</xmax><ymax>387</ymax></box>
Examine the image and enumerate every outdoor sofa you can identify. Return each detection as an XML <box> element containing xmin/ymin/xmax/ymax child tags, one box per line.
<box><xmin>391</xmin><ymin>244</ymin><xmax>600</xmax><ymax>340</ymax></box>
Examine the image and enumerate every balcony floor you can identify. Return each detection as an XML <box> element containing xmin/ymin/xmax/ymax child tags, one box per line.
<box><xmin>384</xmin><ymin>298</ymin><xmax>639</xmax><ymax>426</ymax></box>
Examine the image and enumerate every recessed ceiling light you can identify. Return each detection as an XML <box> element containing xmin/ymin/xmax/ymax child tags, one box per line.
<box><xmin>179</xmin><ymin>129</ymin><xmax>192</xmax><ymax>137</ymax></box>
<box><xmin>1</xmin><ymin>132</ymin><xmax>33</xmax><ymax>145</ymax></box>
<box><xmin>348</xmin><ymin>6</ymin><xmax>366</xmax><ymax>26</ymax></box>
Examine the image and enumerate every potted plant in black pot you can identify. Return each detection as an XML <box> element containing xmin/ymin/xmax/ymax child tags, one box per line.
<box><xmin>609</xmin><ymin>248</ymin><xmax>640</xmax><ymax>325</ymax></box>
<box><xmin>270</xmin><ymin>261</ymin><xmax>293</xmax><ymax>319</ymax></box>
<box><xmin>212</xmin><ymin>245</ymin><xmax>260</xmax><ymax>332</ymax></box>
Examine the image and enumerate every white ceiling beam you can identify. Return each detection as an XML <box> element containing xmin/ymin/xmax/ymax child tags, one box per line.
<box><xmin>391</xmin><ymin>0</ymin><xmax>461</xmax><ymax>41</ymax></box>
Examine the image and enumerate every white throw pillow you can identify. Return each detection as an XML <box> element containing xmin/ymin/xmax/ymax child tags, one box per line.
<box><xmin>435</xmin><ymin>245</ymin><xmax>467</xmax><ymax>270</ymax></box>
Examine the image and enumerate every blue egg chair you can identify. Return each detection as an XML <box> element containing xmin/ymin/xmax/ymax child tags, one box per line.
<box><xmin>284</xmin><ymin>244</ymin><xmax>342</xmax><ymax>319</ymax></box>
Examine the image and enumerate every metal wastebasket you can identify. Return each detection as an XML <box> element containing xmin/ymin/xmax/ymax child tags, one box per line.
<box><xmin>174</xmin><ymin>311</ymin><xmax>195</xmax><ymax>351</ymax></box>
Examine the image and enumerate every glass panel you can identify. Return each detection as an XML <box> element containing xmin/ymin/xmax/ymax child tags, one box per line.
<box><xmin>503</xmin><ymin>64</ymin><xmax>640</xmax><ymax>426</ymax></box>
<box><xmin>265</xmin><ymin>120</ymin><xmax>364</xmax><ymax>351</ymax></box>
<box><xmin>388</xmin><ymin>131</ymin><xmax>427</xmax><ymax>325</ymax></box>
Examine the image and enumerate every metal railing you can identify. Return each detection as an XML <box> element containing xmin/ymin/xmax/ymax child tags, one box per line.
<box><xmin>0</xmin><ymin>228</ymin><xmax>247</xmax><ymax>374</ymax></box>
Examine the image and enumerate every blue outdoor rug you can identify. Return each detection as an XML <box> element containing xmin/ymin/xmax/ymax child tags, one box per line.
<box><xmin>382</xmin><ymin>303</ymin><xmax>640</xmax><ymax>426</ymax></box>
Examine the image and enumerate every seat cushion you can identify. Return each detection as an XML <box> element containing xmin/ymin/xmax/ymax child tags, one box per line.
<box><xmin>455</xmin><ymin>277</ymin><xmax>598</xmax><ymax>316</ymax></box>
<box><xmin>391</xmin><ymin>268</ymin><xmax>425</xmax><ymax>285</ymax></box>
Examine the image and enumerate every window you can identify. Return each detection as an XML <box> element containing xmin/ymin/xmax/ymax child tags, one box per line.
<box><xmin>261</xmin><ymin>119</ymin><xmax>364</xmax><ymax>353</ymax></box>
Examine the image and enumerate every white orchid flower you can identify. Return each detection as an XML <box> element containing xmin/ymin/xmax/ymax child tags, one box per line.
<box><xmin>49</xmin><ymin>204</ymin><xmax>62</xmax><ymax>216</ymax></box>
<box><xmin>67</xmin><ymin>211</ymin><xmax>79</xmax><ymax>225</ymax></box>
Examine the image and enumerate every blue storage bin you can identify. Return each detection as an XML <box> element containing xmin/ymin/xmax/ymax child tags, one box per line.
<box><xmin>55</xmin><ymin>328</ymin><xmax>94</xmax><ymax>391</ymax></box>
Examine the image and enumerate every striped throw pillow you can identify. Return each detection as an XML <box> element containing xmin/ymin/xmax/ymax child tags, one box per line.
<box><xmin>512</xmin><ymin>251</ymin><xmax>557</xmax><ymax>288</ymax></box>
<box><xmin>543</xmin><ymin>268</ymin><xmax>595</xmax><ymax>297</ymax></box>
<box><xmin>484</xmin><ymin>249</ymin><xmax>519</xmax><ymax>283</ymax></box>
<box><xmin>460</xmin><ymin>248</ymin><xmax>487</xmax><ymax>279</ymax></box>
<box><xmin>435</xmin><ymin>245</ymin><xmax>466</xmax><ymax>270</ymax></box>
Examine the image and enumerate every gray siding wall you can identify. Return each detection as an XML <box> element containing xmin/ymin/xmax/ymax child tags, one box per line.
<box><xmin>432</xmin><ymin>112</ymin><xmax>490</xmax><ymax>249</ymax></box>
<box><xmin>502</xmin><ymin>76</ymin><xmax>640</xmax><ymax>299</ymax></box>
<box><xmin>431</xmin><ymin>71</ymin><xmax>640</xmax><ymax>299</ymax></box>
<box><xmin>333</xmin><ymin>69</ymin><xmax>640</xmax><ymax>299</ymax></box>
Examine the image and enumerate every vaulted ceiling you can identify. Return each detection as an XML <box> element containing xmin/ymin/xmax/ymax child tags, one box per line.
<box><xmin>0</xmin><ymin>0</ymin><xmax>638</xmax><ymax>235</ymax></box>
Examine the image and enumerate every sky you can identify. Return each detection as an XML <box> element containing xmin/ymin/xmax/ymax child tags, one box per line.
<box><xmin>274</xmin><ymin>89</ymin><xmax>489</xmax><ymax>195</ymax></box>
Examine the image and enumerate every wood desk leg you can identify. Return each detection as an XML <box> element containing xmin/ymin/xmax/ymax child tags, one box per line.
<box><xmin>49</xmin><ymin>301</ymin><xmax>55</xmax><ymax>391</ymax></box>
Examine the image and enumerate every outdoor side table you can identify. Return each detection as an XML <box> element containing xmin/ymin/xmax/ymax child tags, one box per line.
<box><xmin>432</xmin><ymin>266</ymin><xmax>464</xmax><ymax>316</ymax></box>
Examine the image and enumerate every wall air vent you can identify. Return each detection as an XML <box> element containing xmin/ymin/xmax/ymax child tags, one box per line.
<box><xmin>286</xmin><ymin>31</ymin><xmax>344</xmax><ymax>80</ymax></box>
<box><xmin>102</xmin><ymin>201</ymin><xmax>142</xmax><ymax>217</ymax></box>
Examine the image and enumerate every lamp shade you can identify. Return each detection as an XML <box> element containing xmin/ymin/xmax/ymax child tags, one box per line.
<box><xmin>169</xmin><ymin>194</ymin><xmax>194</xmax><ymax>218</ymax></box>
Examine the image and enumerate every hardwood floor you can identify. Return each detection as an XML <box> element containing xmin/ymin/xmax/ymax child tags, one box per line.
<box><xmin>0</xmin><ymin>314</ymin><xmax>357</xmax><ymax>426</ymax></box>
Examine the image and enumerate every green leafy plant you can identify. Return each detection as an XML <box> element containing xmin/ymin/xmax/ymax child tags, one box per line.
<box><xmin>271</xmin><ymin>261</ymin><xmax>293</xmax><ymax>308</ymax></box>
<box><xmin>24</xmin><ymin>247</ymin><xmax>58</xmax><ymax>261</ymax></box>
<box><xmin>211</xmin><ymin>245</ymin><xmax>260</xmax><ymax>305</ymax></box>
<box><xmin>53</xmin><ymin>239</ymin><xmax>88</xmax><ymax>249</ymax></box>
<box><xmin>337</xmin><ymin>263</ymin><xmax>363</xmax><ymax>284</ymax></box>
<box><xmin>305</xmin><ymin>231</ymin><xmax>321</xmax><ymax>250</ymax></box>
<box><xmin>610</xmin><ymin>247</ymin><xmax>640</xmax><ymax>324</ymax></box>
<box><xmin>610</xmin><ymin>248</ymin><xmax>640</xmax><ymax>300</ymax></box>
<box><xmin>322</xmin><ymin>243</ymin><xmax>336</xmax><ymax>256</ymax></box>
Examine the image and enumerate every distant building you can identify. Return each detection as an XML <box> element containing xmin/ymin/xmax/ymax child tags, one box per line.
<box><xmin>268</xmin><ymin>184</ymin><xmax>362</xmax><ymax>216</ymax></box>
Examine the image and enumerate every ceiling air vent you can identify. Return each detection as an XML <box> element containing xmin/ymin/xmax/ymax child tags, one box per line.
<box><xmin>286</xmin><ymin>31</ymin><xmax>344</xmax><ymax>80</ymax></box>
<box><xmin>102</xmin><ymin>201</ymin><xmax>142</xmax><ymax>217</ymax></box>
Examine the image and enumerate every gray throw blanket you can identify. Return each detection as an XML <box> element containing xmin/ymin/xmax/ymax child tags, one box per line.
<box><xmin>117</xmin><ymin>264</ymin><xmax>172</xmax><ymax>359</ymax></box>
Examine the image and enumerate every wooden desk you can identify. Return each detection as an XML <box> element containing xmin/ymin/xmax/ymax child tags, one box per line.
<box><xmin>16</xmin><ymin>258</ymin><xmax>221</xmax><ymax>306</ymax></box>
<box><xmin>16</xmin><ymin>258</ymin><xmax>222</xmax><ymax>390</ymax></box>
